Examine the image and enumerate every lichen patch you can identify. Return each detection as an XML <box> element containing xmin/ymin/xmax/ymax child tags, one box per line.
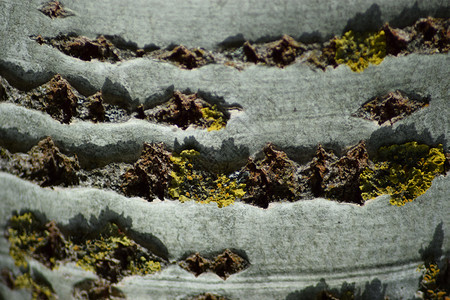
<box><xmin>360</xmin><ymin>142</ymin><xmax>446</xmax><ymax>206</ymax></box>
<box><xmin>5</xmin><ymin>212</ymin><xmax>164</xmax><ymax>288</ymax></box>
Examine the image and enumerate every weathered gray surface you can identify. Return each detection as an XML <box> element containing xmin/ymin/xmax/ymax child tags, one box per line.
<box><xmin>1</xmin><ymin>0</ymin><xmax>449</xmax><ymax>49</ymax></box>
<box><xmin>0</xmin><ymin>0</ymin><xmax>449</xmax><ymax>299</ymax></box>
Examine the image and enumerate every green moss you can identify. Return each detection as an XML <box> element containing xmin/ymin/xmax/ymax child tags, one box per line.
<box><xmin>169</xmin><ymin>150</ymin><xmax>246</xmax><ymax>208</ymax></box>
<box><xmin>200</xmin><ymin>105</ymin><xmax>226</xmax><ymax>131</ymax></box>
<box><xmin>334</xmin><ymin>30</ymin><xmax>386</xmax><ymax>72</ymax></box>
<box><xmin>360</xmin><ymin>142</ymin><xmax>446</xmax><ymax>205</ymax></box>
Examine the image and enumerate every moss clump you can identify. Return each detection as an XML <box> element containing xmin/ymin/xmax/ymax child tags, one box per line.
<box><xmin>360</xmin><ymin>142</ymin><xmax>446</xmax><ymax>205</ymax></box>
<box><xmin>169</xmin><ymin>150</ymin><xmax>245</xmax><ymax>208</ymax></box>
<box><xmin>334</xmin><ymin>30</ymin><xmax>386</xmax><ymax>72</ymax></box>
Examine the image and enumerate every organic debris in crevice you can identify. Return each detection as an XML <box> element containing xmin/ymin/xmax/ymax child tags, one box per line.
<box><xmin>0</xmin><ymin>136</ymin><xmax>80</xmax><ymax>187</ymax></box>
<box><xmin>383</xmin><ymin>17</ymin><xmax>450</xmax><ymax>56</ymax></box>
<box><xmin>360</xmin><ymin>142</ymin><xmax>447</xmax><ymax>206</ymax></box>
<box><xmin>267</xmin><ymin>35</ymin><xmax>302</xmax><ymax>67</ymax></box>
<box><xmin>1</xmin><ymin>268</ymin><xmax>16</xmax><ymax>290</ymax></box>
<box><xmin>39</xmin><ymin>1</ymin><xmax>73</xmax><ymax>19</ymax></box>
<box><xmin>211</xmin><ymin>249</ymin><xmax>249</xmax><ymax>280</ymax></box>
<box><xmin>34</xmin><ymin>221</ymin><xmax>70</xmax><ymax>268</ymax></box>
<box><xmin>305</xmin><ymin>145</ymin><xmax>338</xmax><ymax>198</ymax></box>
<box><xmin>21</xmin><ymin>74</ymin><xmax>79</xmax><ymax>124</ymax></box>
<box><xmin>233</xmin><ymin>18</ymin><xmax>449</xmax><ymax>71</ymax></box>
<box><xmin>319</xmin><ymin>141</ymin><xmax>369</xmax><ymax>204</ymax></box>
<box><xmin>305</xmin><ymin>41</ymin><xmax>338</xmax><ymax>70</ymax></box>
<box><xmin>179</xmin><ymin>249</ymin><xmax>249</xmax><ymax>279</ymax></box>
<box><xmin>121</xmin><ymin>143</ymin><xmax>173</xmax><ymax>201</ymax></box>
<box><xmin>240</xmin><ymin>35</ymin><xmax>303</xmax><ymax>67</ymax></box>
<box><xmin>78</xmin><ymin>162</ymin><xmax>133</xmax><ymax>194</ymax></box>
<box><xmin>30</xmin><ymin>18</ymin><xmax>449</xmax><ymax>71</ymax></box>
<box><xmin>297</xmin><ymin>141</ymin><xmax>369</xmax><ymax>205</ymax></box>
<box><xmin>308</xmin><ymin>17</ymin><xmax>449</xmax><ymax>72</ymax></box>
<box><xmin>186</xmin><ymin>293</ymin><xmax>229</xmax><ymax>300</ymax></box>
<box><xmin>85</xmin><ymin>92</ymin><xmax>106</xmax><ymax>122</ymax></box>
<box><xmin>353</xmin><ymin>90</ymin><xmax>430</xmax><ymax>125</ymax></box>
<box><xmin>315</xmin><ymin>291</ymin><xmax>342</xmax><ymax>300</ymax></box>
<box><xmin>1</xmin><ymin>79</ymin><xmax>233</xmax><ymax>130</ymax></box>
<box><xmin>5</xmin><ymin>212</ymin><xmax>164</xmax><ymax>286</ymax></box>
<box><xmin>142</xmin><ymin>91</ymin><xmax>228</xmax><ymax>131</ymax></box>
<box><xmin>413</xmin><ymin>18</ymin><xmax>450</xmax><ymax>53</ymax></box>
<box><xmin>242</xmin><ymin>41</ymin><xmax>259</xmax><ymax>63</ymax></box>
<box><xmin>178</xmin><ymin>253</ymin><xmax>210</xmax><ymax>277</ymax></box>
<box><xmin>0</xmin><ymin>136</ymin><xmax>132</xmax><ymax>194</ymax></box>
<box><xmin>0</xmin><ymin>79</ymin><xmax>7</xmax><ymax>100</ymax></box>
<box><xmin>72</xmin><ymin>279</ymin><xmax>125</xmax><ymax>300</ymax></box>
<box><xmin>1</xmin><ymin>138</ymin><xmax>447</xmax><ymax>208</ymax></box>
<box><xmin>34</xmin><ymin>34</ymin><xmax>121</xmax><ymax>62</ymax></box>
<box><xmin>241</xmin><ymin>143</ymin><xmax>300</xmax><ymax>208</ymax></box>
<box><xmin>45</xmin><ymin>74</ymin><xmax>79</xmax><ymax>123</ymax></box>
<box><xmin>382</xmin><ymin>24</ymin><xmax>411</xmax><ymax>56</ymax></box>
<box><xmin>161</xmin><ymin>45</ymin><xmax>214</xmax><ymax>69</ymax></box>
<box><xmin>1</xmin><ymin>74</ymin><xmax>130</xmax><ymax>124</ymax></box>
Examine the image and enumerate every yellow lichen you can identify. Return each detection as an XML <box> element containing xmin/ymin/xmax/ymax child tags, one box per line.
<box><xmin>417</xmin><ymin>263</ymin><xmax>448</xmax><ymax>299</ymax></box>
<box><xmin>169</xmin><ymin>150</ymin><xmax>246</xmax><ymax>207</ymax></box>
<box><xmin>7</xmin><ymin>213</ymin><xmax>44</xmax><ymax>268</ymax></box>
<box><xmin>76</xmin><ymin>223</ymin><xmax>161</xmax><ymax>279</ymax></box>
<box><xmin>5</xmin><ymin>213</ymin><xmax>57</xmax><ymax>299</ymax></box>
<box><xmin>334</xmin><ymin>30</ymin><xmax>386</xmax><ymax>72</ymax></box>
<box><xmin>6</xmin><ymin>213</ymin><xmax>161</xmax><ymax>287</ymax></box>
<box><xmin>14</xmin><ymin>273</ymin><xmax>55</xmax><ymax>300</ymax></box>
<box><xmin>200</xmin><ymin>105</ymin><xmax>227</xmax><ymax>131</ymax></box>
<box><xmin>360</xmin><ymin>142</ymin><xmax>446</xmax><ymax>205</ymax></box>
